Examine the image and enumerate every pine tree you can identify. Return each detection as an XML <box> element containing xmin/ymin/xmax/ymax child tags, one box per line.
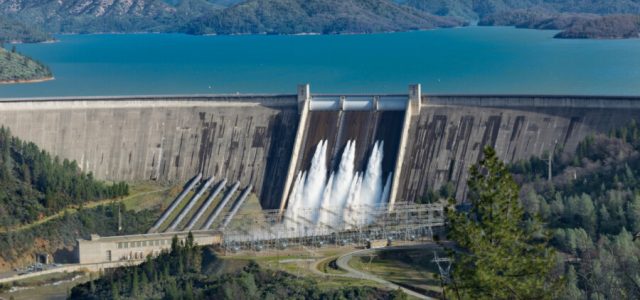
<box><xmin>112</xmin><ymin>281</ymin><xmax>120</xmax><ymax>300</ymax></box>
<box><xmin>560</xmin><ymin>266</ymin><xmax>585</xmax><ymax>300</ymax></box>
<box><xmin>446</xmin><ymin>147</ymin><xmax>561</xmax><ymax>299</ymax></box>
<box><xmin>131</xmin><ymin>269</ymin><xmax>139</xmax><ymax>297</ymax></box>
<box><xmin>627</xmin><ymin>194</ymin><xmax>640</xmax><ymax>234</ymax></box>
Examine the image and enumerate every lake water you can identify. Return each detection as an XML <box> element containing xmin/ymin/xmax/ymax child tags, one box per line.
<box><xmin>2</xmin><ymin>26</ymin><xmax>640</xmax><ymax>98</ymax></box>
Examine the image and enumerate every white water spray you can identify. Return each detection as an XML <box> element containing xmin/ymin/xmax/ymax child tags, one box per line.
<box><xmin>284</xmin><ymin>139</ymin><xmax>391</xmax><ymax>234</ymax></box>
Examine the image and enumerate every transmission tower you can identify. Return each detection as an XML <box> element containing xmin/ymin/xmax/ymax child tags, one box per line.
<box><xmin>432</xmin><ymin>251</ymin><xmax>452</xmax><ymax>300</ymax></box>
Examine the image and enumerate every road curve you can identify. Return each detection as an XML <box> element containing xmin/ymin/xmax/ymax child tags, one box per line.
<box><xmin>332</xmin><ymin>243</ymin><xmax>445</xmax><ymax>300</ymax></box>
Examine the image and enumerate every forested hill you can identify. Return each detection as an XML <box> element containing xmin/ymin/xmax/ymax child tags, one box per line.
<box><xmin>398</xmin><ymin>0</ymin><xmax>640</xmax><ymax>39</ymax></box>
<box><xmin>482</xmin><ymin>13</ymin><xmax>640</xmax><ymax>39</ymax></box>
<box><xmin>0</xmin><ymin>18</ymin><xmax>51</xmax><ymax>44</ymax></box>
<box><xmin>0</xmin><ymin>127</ymin><xmax>128</xmax><ymax>228</ymax></box>
<box><xmin>508</xmin><ymin>121</ymin><xmax>640</xmax><ymax>298</ymax></box>
<box><xmin>184</xmin><ymin>0</ymin><xmax>464</xmax><ymax>35</ymax></box>
<box><xmin>0</xmin><ymin>46</ymin><xmax>52</xmax><ymax>83</ymax></box>
<box><xmin>0</xmin><ymin>0</ymin><xmax>222</xmax><ymax>35</ymax></box>
<box><xmin>0</xmin><ymin>0</ymin><xmax>463</xmax><ymax>40</ymax></box>
<box><xmin>1</xmin><ymin>0</ymin><xmax>640</xmax><ymax>40</ymax></box>
<box><xmin>0</xmin><ymin>127</ymin><xmax>143</xmax><ymax>269</ymax></box>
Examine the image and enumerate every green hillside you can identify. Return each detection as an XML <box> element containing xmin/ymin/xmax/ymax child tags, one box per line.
<box><xmin>0</xmin><ymin>18</ymin><xmax>51</xmax><ymax>44</ymax></box>
<box><xmin>505</xmin><ymin>121</ymin><xmax>640</xmax><ymax>298</ymax></box>
<box><xmin>0</xmin><ymin>46</ymin><xmax>52</xmax><ymax>83</ymax></box>
<box><xmin>399</xmin><ymin>0</ymin><xmax>640</xmax><ymax>38</ymax></box>
<box><xmin>184</xmin><ymin>0</ymin><xmax>464</xmax><ymax>35</ymax></box>
<box><xmin>0</xmin><ymin>127</ymin><xmax>145</xmax><ymax>267</ymax></box>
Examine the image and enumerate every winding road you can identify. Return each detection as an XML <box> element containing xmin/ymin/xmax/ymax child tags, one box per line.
<box><xmin>315</xmin><ymin>243</ymin><xmax>447</xmax><ymax>300</ymax></box>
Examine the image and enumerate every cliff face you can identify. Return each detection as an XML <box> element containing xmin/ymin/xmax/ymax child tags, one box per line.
<box><xmin>396</xmin><ymin>96</ymin><xmax>640</xmax><ymax>203</ymax></box>
<box><xmin>0</xmin><ymin>96</ymin><xmax>299</xmax><ymax>209</ymax></box>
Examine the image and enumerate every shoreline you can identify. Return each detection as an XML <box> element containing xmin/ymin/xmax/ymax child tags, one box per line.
<box><xmin>9</xmin><ymin>24</ymin><xmax>639</xmax><ymax>44</ymax></box>
<box><xmin>0</xmin><ymin>77</ymin><xmax>54</xmax><ymax>85</ymax></box>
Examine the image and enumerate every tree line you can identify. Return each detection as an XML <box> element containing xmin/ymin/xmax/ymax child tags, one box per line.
<box><xmin>0</xmin><ymin>126</ymin><xmax>129</xmax><ymax>228</ymax></box>
<box><xmin>69</xmin><ymin>232</ymin><xmax>407</xmax><ymax>299</ymax></box>
<box><xmin>443</xmin><ymin>121</ymin><xmax>640</xmax><ymax>299</ymax></box>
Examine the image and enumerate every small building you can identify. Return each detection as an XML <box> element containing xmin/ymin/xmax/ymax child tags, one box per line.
<box><xmin>77</xmin><ymin>231</ymin><xmax>222</xmax><ymax>265</ymax></box>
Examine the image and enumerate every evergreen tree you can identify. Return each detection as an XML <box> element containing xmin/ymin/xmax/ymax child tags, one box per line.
<box><xmin>446</xmin><ymin>147</ymin><xmax>561</xmax><ymax>299</ymax></box>
<box><xmin>561</xmin><ymin>266</ymin><xmax>585</xmax><ymax>300</ymax></box>
<box><xmin>131</xmin><ymin>268</ymin><xmax>139</xmax><ymax>297</ymax></box>
<box><xmin>112</xmin><ymin>281</ymin><xmax>120</xmax><ymax>300</ymax></box>
<box><xmin>628</xmin><ymin>195</ymin><xmax>640</xmax><ymax>234</ymax></box>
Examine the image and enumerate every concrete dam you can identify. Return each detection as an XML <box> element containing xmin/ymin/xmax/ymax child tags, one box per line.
<box><xmin>2</xmin><ymin>86</ymin><xmax>640</xmax><ymax>211</ymax></box>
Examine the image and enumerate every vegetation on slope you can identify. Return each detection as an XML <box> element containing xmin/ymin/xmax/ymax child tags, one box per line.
<box><xmin>0</xmin><ymin>0</ymin><xmax>229</xmax><ymax>38</ymax></box>
<box><xmin>398</xmin><ymin>0</ymin><xmax>640</xmax><ymax>20</ymax></box>
<box><xmin>0</xmin><ymin>0</ymin><xmax>464</xmax><ymax>39</ymax></box>
<box><xmin>445</xmin><ymin>147</ymin><xmax>560</xmax><ymax>299</ymax></box>
<box><xmin>554</xmin><ymin>14</ymin><xmax>640</xmax><ymax>38</ymax></box>
<box><xmin>0</xmin><ymin>203</ymin><xmax>156</xmax><ymax>266</ymax></box>
<box><xmin>443</xmin><ymin>120</ymin><xmax>640</xmax><ymax>298</ymax></box>
<box><xmin>1</xmin><ymin>0</ymin><xmax>640</xmax><ymax>39</ymax></box>
<box><xmin>0</xmin><ymin>18</ymin><xmax>51</xmax><ymax>44</ymax></box>
<box><xmin>69</xmin><ymin>234</ymin><xmax>407</xmax><ymax>299</ymax></box>
<box><xmin>15</xmin><ymin>0</ymin><xmax>463</xmax><ymax>43</ymax></box>
<box><xmin>480</xmin><ymin>11</ymin><xmax>640</xmax><ymax>39</ymax></box>
<box><xmin>0</xmin><ymin>46</ymin><xmax>52</xmax><ymax>83</ymax></box>
<box><xmin>184</xmin><ymin>0</ymin><xmax>464</xmax><ymax>35</ymax></box>
<box><xmin>505</xmin><ymin>121</ymin><xmax>640</xmax><ymax>298</ymax></box>
<box><xmin>0</xmin><ymin>127</ymin><xmax>140</xmax><ymax>267</ymax></box>
<box><xmin>400</xmin><ymin>0</ymin><xmax>640</xmax><ymax>39</ymax></box>
<box><xmin>0</xmin><ymin>127</ymin><xmax>128</xmax><ymax>227</ymax></box>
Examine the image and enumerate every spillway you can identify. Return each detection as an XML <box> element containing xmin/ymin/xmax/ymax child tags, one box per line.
<box><xmin>284</xmin><ymin>140</ymin><xmax>394</xmax><ymax>231</ymax></box>
<box><xmin>280</xmin><ymin>93</ymin><xmax>408</xmax><ymax>233</ymax></box>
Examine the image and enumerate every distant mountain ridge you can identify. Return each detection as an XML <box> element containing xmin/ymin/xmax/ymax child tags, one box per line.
<box><xmin>0</xmin><ymin>0</ymin><xmax>465</xmax><ymax>41</ymax></box>
<box><xmin>480</xmin><ymin>11</ymin><xmax>640</xmax><ymax>39</ymax></box>
<box><xmin>1</xmin><ymin>0</ymin><xmax>640</xmax><ymax>42</ymax></box>
<box><xmin>184</xmin><ymin>0</ymin><xmax>465</xmax><ymax>35</ymax></box>
<box><xmin>397</xmin><ymin>0</ymin><xmax>640</xmax><ymax>38</ymax></box>
<box><xmin>396</xmin><ymin>0</ymin><xmax>640</xmax><ymax>19</ymax></box>
<box><xmin>0</xmin><ymin>0</ymin><xmax>219</xmax><ymax>33</ymax></box>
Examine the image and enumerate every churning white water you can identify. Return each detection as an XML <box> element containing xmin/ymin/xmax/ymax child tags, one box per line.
<box><xmin>284</xmin><ymin>140</ymin><xmax>393</xmax><ymax>233</ymax></box>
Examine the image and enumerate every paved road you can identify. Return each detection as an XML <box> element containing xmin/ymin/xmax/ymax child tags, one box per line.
<box><xmin>322</xmin><ymin>243</ymin><xmax>448</xmax><ymax>300</ymax></box>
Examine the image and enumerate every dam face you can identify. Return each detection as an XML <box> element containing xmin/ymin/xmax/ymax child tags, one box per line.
<box><xmin>3</xmin><ymin>88</ymin><xmax>640</xmax><ymax>210</ymax></box>
<box><xmin>0</xmin><ymin>96</ymin><xmax>298</xmax><ymax>209</ymax></box>
<box><xmin>397</xmin><ymin>95</ymin><xmax>640</xmax><ymax>202</ymax></box>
